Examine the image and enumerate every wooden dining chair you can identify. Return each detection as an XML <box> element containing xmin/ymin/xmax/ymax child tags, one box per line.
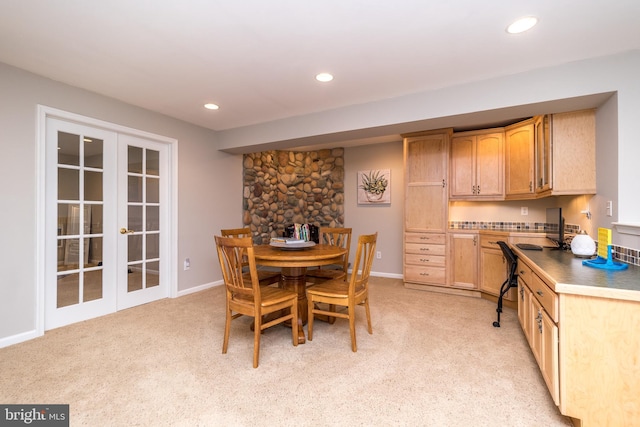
<box><xmin>306</xmin><ymin>232</ymin><xmax>377</xmax><ymax>352</ymax></box>
<box><xmin>215</xmin><ymin>235</ymin><xmax>298</xmax><ymax>368</ymax></box>
<box><xmin>221</xmin><ymin>227</ymin><xmax>281</xmax><ymax>286</ymax></box>
<box><xmin>306</xmin><ymin>227</ymin><xmax>352</xmax><ymax>284</ymax></box>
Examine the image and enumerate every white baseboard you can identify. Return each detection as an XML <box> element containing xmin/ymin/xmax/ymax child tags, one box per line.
<box><xmin>175</xmin><ymin>280</ymin><xmax>223</xmax><ymax>298</ymax></box>
<box><xmin>370</xmin><ymin>271</ymin><xmax>403</xmax><ymax>279</ymax></box>
<box><xmin>0</xmin><ymin>328</ymin><xmax>42</xmax><ymax>349</ymax></box>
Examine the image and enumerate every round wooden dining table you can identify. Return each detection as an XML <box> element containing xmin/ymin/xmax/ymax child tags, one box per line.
<box><xmin>253</xmin><ymin>243</ymin><xmax>347</xmax><ymax>344</ymax></box>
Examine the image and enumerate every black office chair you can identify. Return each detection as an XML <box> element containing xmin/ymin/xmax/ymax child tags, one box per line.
<box><xmin>493</xmin><ymin>241</ymin><xmax>518</xmax><ymax>327</ymax></box>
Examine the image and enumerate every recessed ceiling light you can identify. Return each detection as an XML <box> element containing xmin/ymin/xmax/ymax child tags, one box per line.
<box><xmin>204</xmin><ymin>103</ymin><xmax>219</xmax><ymax>110</ymax></box>
<box><xmin>315</xmin><ymin>73</ymin><xmax>334</xmax><ymax>82</ymax></box>
<box><xmin>506</xmin><ymin>16</ymin><xmax>538</xmax><ymax>34</ymax></box>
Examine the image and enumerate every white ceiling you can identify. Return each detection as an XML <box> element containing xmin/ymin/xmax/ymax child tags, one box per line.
<box><xmin>1</xmin><ymin>1</ymin><xmax>639</xmax><ymax>139</ymax></box>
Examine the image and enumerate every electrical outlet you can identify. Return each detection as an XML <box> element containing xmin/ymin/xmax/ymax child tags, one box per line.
<box><xmin>521</xmin><ymin>206</ymin><xmax>528</xmax><ymax>215</ymax></box>
<box><xmin>184</xmin><ymin>258</ymin><xmax>190</xmax><ymax>270</ymax></box>
<box><xmin>376</xmin><ymin>251</ymin><xmax>382</xmax><ymax>259</ymax></box>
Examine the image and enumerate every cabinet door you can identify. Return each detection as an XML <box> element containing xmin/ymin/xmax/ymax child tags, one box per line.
<box><xmin>506</xmin><ymin>121</ymin><xmax>535</xmax><ymax>197</ymax></box>
<box><xmin>479</xmin><ymin>247</ymin><xmax>508</xmax><ymax>297</ymax></box>
<box><xmin>449</xmin><ymin>233</ymin><xmax>478</xmax><ymax>289</ymax></box>
<box><xmin>534</xmin><ymin>115</ymin><xmax>551</xmax><ymax>193</ymax></box>
<box><xmin>530</xmin><ymin>297</ymin><xmax>543</xmax><ymax>365</ymax></box>
<box><xmin>540</xmin><ymin>307</ymin><xmax>560</xmax><ymax>405</ymax></box>
<box><xmin>549</xmin><ymin>110</ymin><xmax>596</xmax><ymax>195</ymax></box>
<box><xmin>404</xmin><ymin>133</ymin><xmax>449</xmax><ymax>232</ymax></box>
<box><xmin>475</xmin><ymin>133</ymin><xmax>503</xmax><ymax>197</ymax></box>
<box><xmin>517</xmin><ymin>279</ymin><xmax>531</xmax><ymax>341</ymax></box>
<box><xmin>450</xmin><ymin>135</ymin><xmax>475</xmax><ymax>198</ymax></box>
<box><xmin>405</xmin><ymin>184</ymin><xmax>447</xmax><ymax>231</ymax></box>
<box><xmin>405</xmin><ymin>134</ymin><xmax>448</xmax><ymax>183</ymax></box>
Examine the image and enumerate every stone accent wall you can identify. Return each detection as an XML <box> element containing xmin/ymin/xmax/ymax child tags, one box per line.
<box><xmin>243</xmin><ymin>148</ymin><xmax>344</xmax><ymax>244</ymax></box>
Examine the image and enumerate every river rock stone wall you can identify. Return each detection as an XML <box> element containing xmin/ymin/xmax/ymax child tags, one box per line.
<box><xmin>243</xmin><ymin>148</ymin><xmax>344</xmax><ymax>244</ymax></box>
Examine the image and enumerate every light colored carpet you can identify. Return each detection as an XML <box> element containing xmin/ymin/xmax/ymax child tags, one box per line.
<box><xmin>0</xmin><ymin>277</ymin><xmax>572</xmax><ymax>426</ymax></box>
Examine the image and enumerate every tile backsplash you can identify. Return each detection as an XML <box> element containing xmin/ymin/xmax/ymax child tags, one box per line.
<box><xmin>448</xmin><ymin>221</ymin><xmax>545</xmax><ymax>231</ymax></box>
<box><xmin>449</xmin><ymin>220</ymin><xmax>640</xmax><ymax>266</ymax></box>
<box><xmin>613</xmin><ymin>245</ymin><xmax>640</xmax><ymax>266</ymax></box>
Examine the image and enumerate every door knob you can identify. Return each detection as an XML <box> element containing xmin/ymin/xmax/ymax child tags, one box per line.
<box><xmin>120</xmin><ymin>228</ymin><xmax>134</xmax><ymax>234</ymax></box>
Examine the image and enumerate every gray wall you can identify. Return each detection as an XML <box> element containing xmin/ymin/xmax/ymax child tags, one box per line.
<box><xmin>344</xmin><ymin>141</ymin><xmax>404</xmax><ymax>277</ymax></box>
<box><xmin>0</xmin><ymin>62</ymin><xmax>240</xmax><ymax>344</ymax></box>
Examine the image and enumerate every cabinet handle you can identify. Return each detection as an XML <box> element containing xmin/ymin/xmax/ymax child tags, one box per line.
<box><xmin>519</xmin><ymin>286</ymin><xmax>524</xmax><ymax>301</ymax></box>
<box><xmin>477</xmin><ymin>185</ymin><xmax>480</xmax><ymax>194</ymax></box>
<box><xmin>519</xmin><ymin>270</ymin><xmax>526</xmax><ymax>275</ymax></box>
<box><xmin>488</xmin><ymin>241</ymin><xmax>497</xmax><ymax>245</ymax></box>
<box><xmin>536</xmin><ymin>290</ymin><xmax>544</xmax><ymax>297</ymax></box>
<box><xmin>420</xmin><ymin>236</ymin><xmax>430</xmax><ymax>240</ymax></box>
<box><xmin>473</xmin><ymin>236</ymin><xmax>477</xmax><ymax>246</ymax></box>
<box><xmin>537</xmin><ymin>310</ymin><xmax>543</xmax><ymax>333</ymax></box>
<box><xmin>529</xmin><ymin>181</ymin><xmax>533</xmax><ymax>192</ymax></box>
<box><xmin>420</xmin><ymin>248</ymin><xmax>430</xmax><ymax>251</ymax></box>
<box><xmin>420</xmin><ymin>272</ymin><xmax>430</xmax><ymax>276</ymax></box>
<box><xmin>420</xmin><ymin>258</ymin><xmax>430</xmax><ymax>262</ymax></box>
<box><xmin>442</xmin><ymin>179</ymin><xmax>446</xmax><ymax>188</ymax></box>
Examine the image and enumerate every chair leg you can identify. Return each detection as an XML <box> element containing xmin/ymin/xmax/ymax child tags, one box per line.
<box><xmin>307</xmin><ymin>297</ymin><xmax>314</xmax><ymax>341</ymax></box>
<box><xmin>349</xmin><ymin>304</ymin><xmax>357</xmax><ymax>352</ymax></box>
<box><xmin>222</xmin><ymin>308</ymin><xmax>231</xmax><ymax>354</ymax></box>
<box><xmin>253</xmin><ymin>315</ymin><xmax>261</xmax><ymax>369</ymax></box>
<box><xmin>493</xmin><ymin>278</ymin><xmax>510</xmax><ymax>327</ymax></box>
<box><xmin>364</xmin><ymin>299</ymin><xmax>372</xmax><ymax>335</ymax></box>
<box><xmin>328</xmin><ymin>304</ymin><xmax>336</xmax><ymax>324</ymax></box>
<box><xmin>291</xmin><ymin>303</ymin><xmax>298</xmax><ymax>347</ymax></box>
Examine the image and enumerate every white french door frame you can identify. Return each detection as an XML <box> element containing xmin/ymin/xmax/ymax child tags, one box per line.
<box><xmin>36</xmin><ymin>105</ymin><xmax>178</xmax><ymax>335</ymax></box>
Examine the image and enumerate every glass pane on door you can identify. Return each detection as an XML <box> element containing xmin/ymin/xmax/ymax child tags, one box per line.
<box><xmin>126</xmin><ymin>148</ymin><xmax>161</xmax><ymax>293</ymax></box>
<box><xmin>56</xmin><ymin>131</ymin><xmax>105</xmax><ymax>308</ymax></box>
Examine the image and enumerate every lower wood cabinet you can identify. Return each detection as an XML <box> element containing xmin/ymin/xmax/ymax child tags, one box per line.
<box><xmin>516</xmin><ymin>251</ymin><xmax>640</xmax><ymax>426</ymax></box>
<box><xmin>517</xmin><ymin>280</ymin><xmax>531</xmax><ymax>341</ymax></box>
<box><xmin>479</xmin><ymin>233</ymin><xmax>516</xmax><ymax>301</ymax></box>
<box><xmin>403</xmin><ymin>232</ymin><xmax>446</xmax><ymax>286</ymax></box>
<box><xmin>517</xmin><ymin>256</ymin><xmax>560</xmax><ymax>407</ymax></box>
<box><xmin>448</xmin><ymin>232</ymin><xmax>478</xmax><ymax>289</ymax></box>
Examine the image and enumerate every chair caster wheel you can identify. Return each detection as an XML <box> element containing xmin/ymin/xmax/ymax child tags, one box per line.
<box><xmin>492</xmin><ymin>321</ymin><xmax>500</xmax><ymax>327</ymax></box>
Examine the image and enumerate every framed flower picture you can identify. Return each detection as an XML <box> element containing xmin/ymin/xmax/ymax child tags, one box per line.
<box><xmin>357</xmin><ymin>169</ymin><xmax>390</xmax><ymax>205</ymax></box>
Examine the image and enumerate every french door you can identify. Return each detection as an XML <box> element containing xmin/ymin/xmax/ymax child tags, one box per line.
<box><xmin>45</xmin><ymin>115</ymin><xmax>172</xmax><ymax>330</ymax></box>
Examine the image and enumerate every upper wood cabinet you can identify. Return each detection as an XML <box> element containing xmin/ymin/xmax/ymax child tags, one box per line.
<box><xmin>404</xmin><ymin>130</ymin><xmax>450</xmax><ymax>232</ymax></box>
<box><xmin>505</xmin><ymin>119</ymin><xmax>535</xmax><ymax>199</ymax></box>
<box><xmin>539</xmin><ymin>109</ymin><xmax>596</xmax><ymax>196</ymax></box>
<box><xmin>535</xmin><ymin>114</ymin><xmax>552</xmax><ymax>193</ymax></box>
<box><xmin>450</xmin><ymin>130</ymin><xmax>504</xmax><ymax>200</ymax></box>
<box><xmin>504</xmin><ymin>109</ymin><xmax>596</xmax><ymax>200</ymax></box>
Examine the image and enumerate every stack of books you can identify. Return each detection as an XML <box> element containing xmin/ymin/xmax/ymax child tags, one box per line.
<box><xmin>270</xmin><ymin>237</ymin><xmax>306</xmax><ymax>245</ymax></box>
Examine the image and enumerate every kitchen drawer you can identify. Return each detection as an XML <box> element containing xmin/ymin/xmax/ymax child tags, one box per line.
<box><xmin>518</xmin><ymin>258</ymin><xmax>558</xmax><ymax>322</ymax></box>
<box><xmin>405</xmin><ymin>243</ymin><xmax>446</xmax><ymax>256</ymax></box>
<box><xmin>405</xmin><ymin>232</ymin><xmax>446</xmax><ymax>244</ymax></box>
<box><xmin>405</xmin><ymin>253</ymin><xmax>445</xmax><ymax>267</ymax></box>
<box><xmin>530</xmin><ymin>274</ymin><xmax>558</xmax><ymax>323</ymax></box>
<box><xmin>404</xmin><ymin>265</ymin><xmax>446</xmax><ymax>285</ymax></box>
<box><xmin>479</xmin><ymin>234</ymin><xmax>506</xmax><ymax>249</ymax></box>
<box><xmin>517</xmin><ymin>260</ymin><xmax>535</xmax><ymax>286</ymax></box>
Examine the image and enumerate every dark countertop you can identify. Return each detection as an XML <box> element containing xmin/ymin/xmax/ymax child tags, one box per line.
<box><xmin>457</xmin><ymin>228</ymin><xmax>547</xmax><ymax>234</ymax></box>
<box><xmin>512</xmin><ymin>246</ymin><xmax>640</xmax><ymax>302</ymax></box>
